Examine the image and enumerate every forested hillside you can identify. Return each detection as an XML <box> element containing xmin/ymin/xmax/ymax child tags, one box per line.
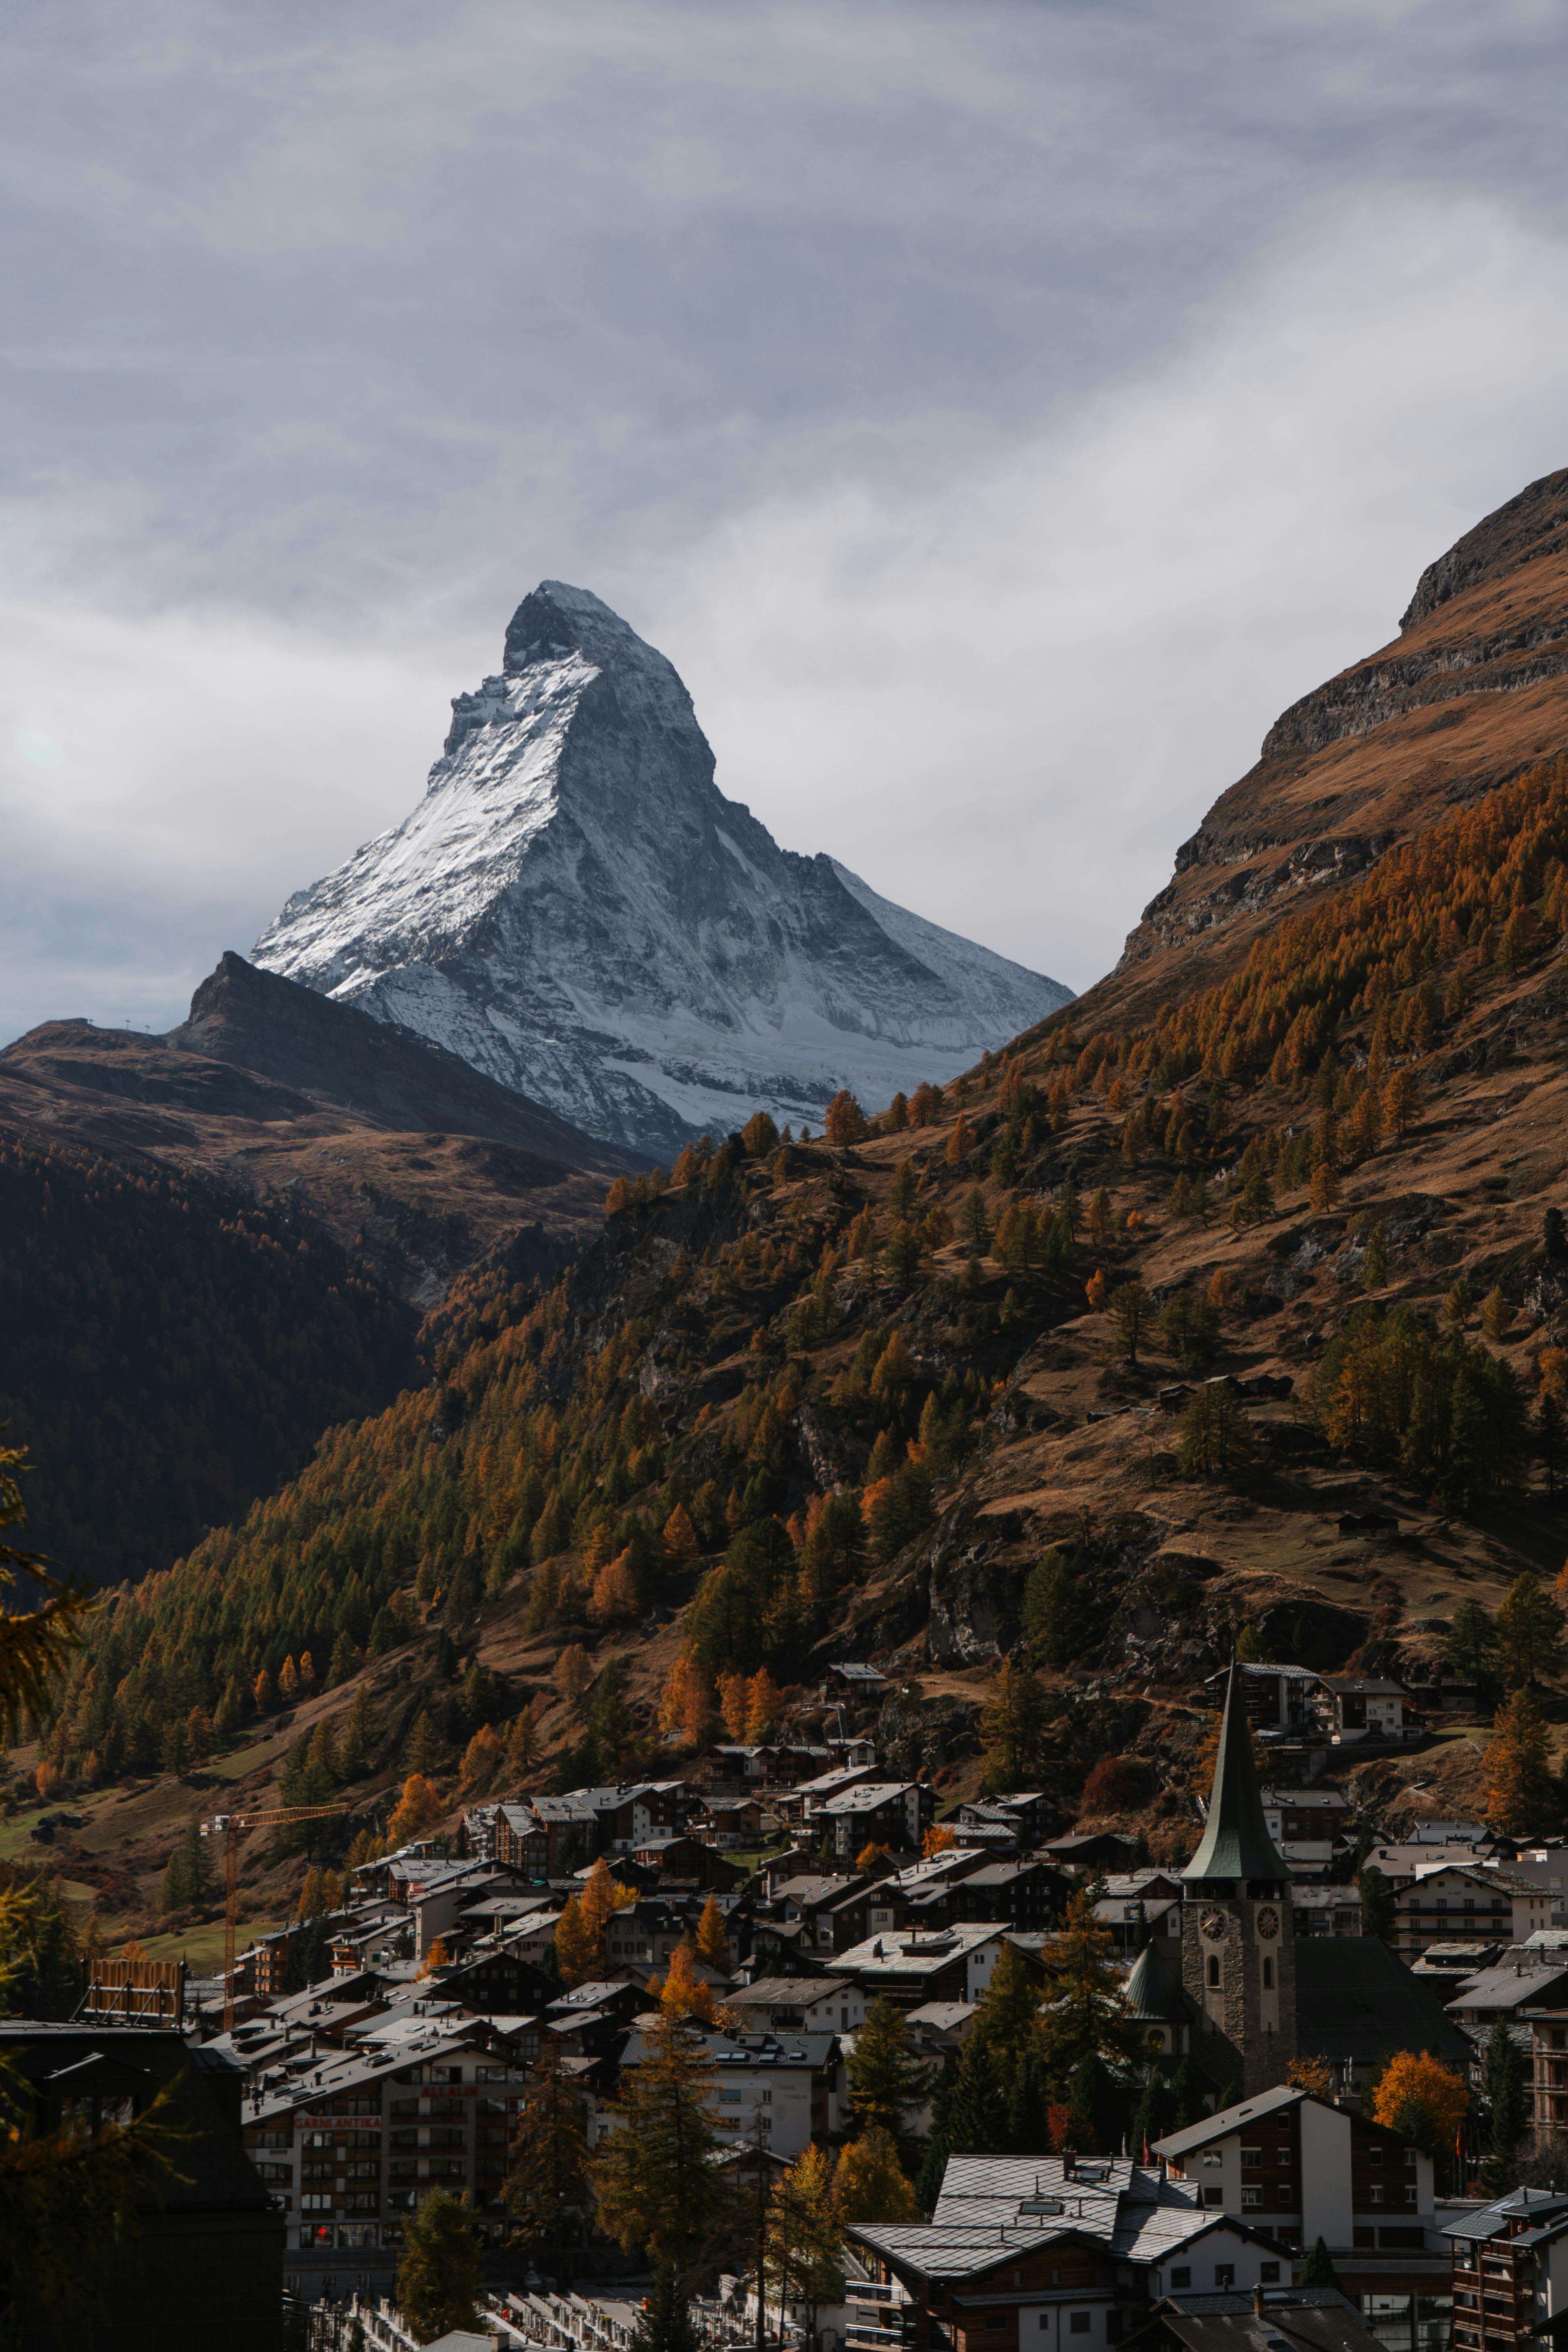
<box><xmin>23</xmin><ymin>747</ymin><xmax>1568</xmax><ymax>1925</ymax></box>
<box><xmin>0</xmin><ymin>1130</ymin><xmax>420</xmax><ymax>1587</ymax></box>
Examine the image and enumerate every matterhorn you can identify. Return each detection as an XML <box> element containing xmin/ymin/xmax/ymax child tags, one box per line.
<box><xmin>254</xmin><ymin>583</ymin><xmax>1071</xmax><ymax>1154</ymax></box>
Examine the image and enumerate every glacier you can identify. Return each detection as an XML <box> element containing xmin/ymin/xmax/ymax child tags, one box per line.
<box><xmin>253</xmin><ymin>582</ymin><xmax>1072</xmax><ymax>1156</ymax></box>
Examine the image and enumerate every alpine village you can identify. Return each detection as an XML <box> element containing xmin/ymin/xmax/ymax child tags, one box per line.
<box><xmin>23</xmin><ymin>469</ymin><xmax>1568</xmax><ymax>2352</ymax></box>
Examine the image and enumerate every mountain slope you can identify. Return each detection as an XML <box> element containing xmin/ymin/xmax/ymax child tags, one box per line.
<box><xmin>166</xmin><ymin>950</ymin><xmax>621</xmax><ymax>1168</ymax></box>
<box><xmin>253</xmin><ymin>582</ymin><xmax>1070</xmax><ymax>1154</ymax></box>
<box><xmin>25</xmin><ymin>473</ymin><xmax>1568</xmax><ymax>1914</ymax></box>
<box><xmin>1091</xmin><ymin>464</ymin><xmax>1568</xmax><ymax>1030</ymax></box>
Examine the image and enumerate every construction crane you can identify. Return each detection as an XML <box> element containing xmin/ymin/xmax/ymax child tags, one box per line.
<box><xmin>200</xmin><ymin>1804</ymin><xmax>350</xmax><ymax>2034</ymax></box>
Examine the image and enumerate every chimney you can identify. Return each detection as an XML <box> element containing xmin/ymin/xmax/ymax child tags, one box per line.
<box><xmin>1253</xmin><ymin>2287</ymin><xmax>1265</xmax><ymax>2317</ymax></box>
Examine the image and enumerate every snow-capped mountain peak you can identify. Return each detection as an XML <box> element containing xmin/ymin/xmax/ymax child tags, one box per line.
<box><xmin>253</xmin><ymin>583</ymin><xmax>1072</xmax><ymax>1154</ymax></box>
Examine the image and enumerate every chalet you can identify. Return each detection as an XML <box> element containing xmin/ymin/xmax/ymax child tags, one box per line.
<box><xmin>725</xmin><ymin>1975</ymin><xmax>865</xmax><ymax>2036</ymax></box>
<box><xmin>611</xmin><ymin>2024</ymin><xmax>842</xmax><ymax>2159</ymax></box>
<box><xmin>835</xmin><ymin>1923</ymin><xmax>1005</xmax><ymax>2006</ymax></box>
<box><xmin>846</xmin><ymin>2155</ymin><xmax>1286</xmax><ymax>2352</ymax></box>
<box><xmin>819</xmin><ymin>1780</ymin><xmax>934</xmax><ymax>1858</ymax></box>
<box><xmin>1446</xmin><ymin>2186</ymin><xmax>1568</xmax><ymax>2352</ymax></box>
<box><xmin>1317</xmin><ymin>1678</ymin><xmax>1410</xmax><ymax>1744</ymax></box>
<box><xmin>1392</xmin><ymin>1865</ymin><xmax>1554</xmax><ymax>1958</ymax></box>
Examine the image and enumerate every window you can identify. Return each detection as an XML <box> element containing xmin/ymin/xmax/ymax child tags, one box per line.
<box><xmin>1069</xmin><ymin>2316</ymin><xmax>1091</xmax><ymax>2335</ymax></box>
<box><xmin>1369</xmin><ymin>2147</ymin><xmax>1384</xmax><ymax>2165</ymax></box>
<box><xmin>1369</xmin><ymin>2187</ymin><xmax>1384</xmax><ymax>2206</ymax></box>
<box><xmin>1242</xmin><ymin>2188</ymin><xmax>1262</xmax><ymax>2209</ymax></box>
<box><xmin>987</xmin><ymin>2320</ymin><xmax>1004</xmax><ymax>2334</ymax></box>
<box><xmin>761</xmin><ymin>2088</ymin><xmax>772</xmax><ymax>2104</ymax></box>
<box><xmin>1170</xmin><ymin>2272</ymin><xmax>1190</xmax><ymax>2292</ymax></box>
<box><xmin>1406</xmin><ymin>2188</ymin><xmax>1418</xmax><ymax>2207</ymax></box>
<box><xmin>1278</xmin><ymin>2188</ymin><xmax>1293</xmax><ymax>2207</ymax></box>
<box><xmin>1201</xmin><ymin>2151</ymin><xmax>1223</xmax><ymax>2168</ymax></box>
<box><xmin>1207</xmin><ymin>1958</ymin><xmax>1221</xmax><ymax>1989</ymax></box>
<box><xmin>1263</xmin><ymin>1959</ymin><xmax>1274</xmax><ymax>1991</ymax></box>
<box><xmin>1203</xmin><ymin>2188</ymin><xmax>1223</xmax><ymax>2208</ymax></box>
<box><xmin>719</xmin><ymin>2091</ymin><xmax>743</xmax><ymax>2104</ymax></box>
<box><xmin>1242</xmin><ymin>2148</ymin><xmax>1262</xmax><ymax>2169</ymax></box>
<box><xmin>1277</xmin><ymin>2149</ymin><xmax>1291</xmax><ymax>2167</ymax></box>
<box><xmin>1214</xmin><ymin>2269</ymin><xmax>1235</xmax><ymax>2290</ymax></box>
<box><xmin>1261</xmin><ymin>2267</ymin><xmax>1280</xmax><ymax>2286</ymax></box>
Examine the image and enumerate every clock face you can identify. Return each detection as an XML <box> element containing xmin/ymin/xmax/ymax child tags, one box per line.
<box><xmin>1256</xmin><ymin>1906</ymin><xmax>1280</xmax><ymax>1940</ymax></box>
<box><xmin>1201</xmin><ymin>1908</ymin><xmax>1227</xmax><ymax>1940</ymax></box>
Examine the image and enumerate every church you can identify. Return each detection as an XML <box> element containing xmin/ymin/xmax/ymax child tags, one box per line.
<box><xmin>1170</xmin><ymin>1658</ymin><xmax>1465</xmax><ymax>2102</ymax></box>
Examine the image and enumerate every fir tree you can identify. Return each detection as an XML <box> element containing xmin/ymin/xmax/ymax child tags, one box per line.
<box><xmin>628</xmin><ymin>2266</ymin><xmax>702</xmax><ymax>2352</ymax></box>
<box><xmin>396</xmin><ymin>2187</ymin><xmax>480</xmax><ymax>2340</ymax></box>
<box><xmin>1494</xmin><ymin>1575</ymin><xmax>1564</xmax><ymax>1688</ymax></box>
<box><xmin>504</xmin><ymin>2036</ymin><xmax>592</xmax><ymax>2282</ymax></box>
<box><xmin>1480</xmin><ymin>2015</ymin><xmax>1529</xmax><ymax>2193</ymax></box>
<box><xmin>592</xmin><ymin>2010</ymin><xmax>730</xmax><ymax>2274</ymax></box>
<box><xmin>845</xmin><ymin>1999</ymin><xmax>931</xmax><ymax>2163</ymax></box>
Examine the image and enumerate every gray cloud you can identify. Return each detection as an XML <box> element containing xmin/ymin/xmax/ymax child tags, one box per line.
<box><xmin>4</xmin><ymin>0</ymin><xmax>1568</xmax><ymax>1039</ymax></box>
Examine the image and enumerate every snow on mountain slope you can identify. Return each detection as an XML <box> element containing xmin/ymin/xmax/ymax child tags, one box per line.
<box><xmin>254</xmin><ymin>582</ymin><xmax>1072</xmax><ymax>1154</ymax></box>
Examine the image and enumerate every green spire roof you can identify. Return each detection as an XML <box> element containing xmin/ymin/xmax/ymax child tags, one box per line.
<box><xmin>1182</xmin><ymin>1657</ymin><xmax>1290</xmax><ymax>1884</ymax></box>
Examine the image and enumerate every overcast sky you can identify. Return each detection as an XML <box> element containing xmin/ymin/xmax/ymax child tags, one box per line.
<box><xmin>6</xmin><ymin>0</ymin><xmax>1568</xmax><ymax>1042</ymax></box>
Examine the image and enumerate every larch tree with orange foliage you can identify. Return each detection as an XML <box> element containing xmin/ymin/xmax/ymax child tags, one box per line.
<box><xmin>650</xmin><ymin>1942</ymin><xmax>717</xmax><ymax>2024</ymax></box>
<box><xmin>1484</xmin><ymin>1686</ymin><xmax>1556</xmax><ymax>1831</ymax></box>
<box><xmin>657</xmin><ymin>1656</ymin><xmax>713</xmax><ymax>1751</ymax></box>
<box><xmin>922</xmin><ymin>1825</ymin><xmax>956</xmax><ymax>1858</ymax></box>
<box><xmin>388</xmin><ymin>1772</ymin><xmax>444</xmax><ymax>1847</ymax></box>
<box><xmin>717</xmin><ymin>1670</ymin><xmax>748</xmax><ymax>1743</ymax></box>
<box><xmin>662</xmin><ymin>1503</ymin><xmax>699</xmax><ymax>1569</ymax></box>
<box><xmin>579</xmin><ymin>1856</ymin><xmax>637</xmax><ymax>1977</ymax></box>
<box><xmin>823</xmin><ymin>1090</ymin><xmax>866</xmax><ymax>1146</ymax></box>
<box><xmin>695</xmin><ymin>1895</ymin><xmax>730</xmax><ymax>1972</ymax></box>
<box><xmin>742</xmin><ymin>1668</ymin><xmax>784</xmax><ymax>1742</ymax></box>
<box><xmin>554</xmin><ymin>1895</ymin><xmax>595</xmax><ymax>1987</ymax></box>
<box><xmin>1371</xmin><ymin>2050</ymin><xmax>1469</xmax><ymax>2166</ymax></box>
<box><xmin>1286</xmin><ymin>2056</ymin><xmax>1336</xmax><ymax>2099</ymax></box>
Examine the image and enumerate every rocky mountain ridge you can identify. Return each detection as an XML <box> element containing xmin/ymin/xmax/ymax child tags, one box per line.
<box><xmin>253</xmin><ymin>581</ymin><xmax>1070</xmax><ymax>1154</ymax></box>
<box><xmin>1098</xmin><ymin>465</ymin><xmax>1568</xmax><ymax>1029</ymax></box>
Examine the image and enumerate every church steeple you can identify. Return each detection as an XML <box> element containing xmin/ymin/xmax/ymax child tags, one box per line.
<box><xmin>1183</xmin><ymin>1655</ymin><xmax>1289</xmax><ymax>1887</ymax></box>
<box><xmin>1179</xmin><ymin>1654</ymin><xmax>1297</xmax><ymax>2095</ymax></box>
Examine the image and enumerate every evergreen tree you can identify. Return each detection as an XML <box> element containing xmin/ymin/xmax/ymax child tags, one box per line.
<box><xmin>1021</xmin><ymin>1553</ymin><xmax>1082</xmax><ymax>1667</ymax></box>
<box><xmin>395</xmin><ymin>2187</ymin><xmax>480</xmax><ymax>2340</ymax></box>
<box><xmin>592</xmin><ymin>2010</ymin><xmax>730</xmax><ymax>2275</ymax></box>
<box><xmin>628</xmin><ymin>2266</ymin><xmax>702</xmax><ymax>2352</ymax></box>
<box><xmin>1480</xmin><ymin>2015</ymin><xmax>1529</xmax><ymax>2193</ymax></box>
<box><xmin>845</xmin><ymin>1999</ymin><xmax>931</xmax><ymax>2164</ymax></box>
<box><xmin>1298</xmin><ymin>2238</ymin><xmax>1340</xmax><ymax>2289</ymax></box>
<box><xmin>1495</xmin><ymin>1575</ymin><xmax>1564</xmax><ymax>1688</ymax></box>
<box><xmin>1444</xmin><ymin>1601</ymin><xmax>1496</xmax><ymax>1685</ymax></box>
<box><xmin>504</xmin><ymin>2037</ymin><xmax>592</xmax><ymax>2282</ymax></box>
<box><xmin>1356</xmin><ymin>1864</ymin><xmax>1397</xmax><ymax>1944</ymax></box>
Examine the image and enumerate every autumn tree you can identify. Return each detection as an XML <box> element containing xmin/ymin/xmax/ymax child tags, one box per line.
<box><xmin>553</xmin><ymin>1645</ymin><xmax>594</xmax><ymax>1716</ymax></box>
<box><xmin>580</xmin><ymin>1856</ymin><xmax>637</xmax><ymax>1978</ymax></box>
<box><xmin>554</xmin><ymin>1895</ymin><xmax>596</xmax><ymax>1987</ymax></box>
<box><xmin>766</xmin><ymin>2141</ymin><xmax>844</xmax><ymax>2345</ymax></box>
<box><xmin>657</xmin><ymin>1657</ymin><xmax>713</xmax><ymax>1750</ymax></box>
<box><xmin>1286</xmin><ymin>2056</ymin><xmax>1336</xmax><ymax>2098</ymax></box>
<box><xmin>978</xmin><ymin>1660</ymin><xmax>1051</xmax><ymax>1792</ymax></box>
<box><xmin>695</xmin><ymin>1895</ymin><xmax>730</xmax><ymax>1972</ymax></box>
<box><xmin>387</xmin><ymin>1773</ymin><xmax>444</xmax><ymax>1848</ymax></box>
<box><xmin>832</xmin><ymin>2125</ymin><xmax>918</xmax><ymax>2223</ymax></box>
<box><xmin>650</xmin><ymin>1942</ymin><xmax>718</xmax><ymax>2025</ymax></box>
<box><xmin>824</xmin><ymin>1091</ymin><xmax>867</xmax><ymax>1147</ymax></box>
<box><xmin>1038</xmin><ymin>1881</ymin><xmax>1145</xmax><ymax>2090</ymax></box>
<box><xmin>1484</xmin><ymin>1686</ymin><xmax>1557</xmax><ymax>1831</ymax></box>
<box><xmin>1371</xmin><ymin>2051</ymin><xmax>1469</xmax><ymax>2162</ymax></box>
<box><xmin>744</xmin><ymin>1668</ymin><xmax>785</xmax><ymax>1741</ymax></box>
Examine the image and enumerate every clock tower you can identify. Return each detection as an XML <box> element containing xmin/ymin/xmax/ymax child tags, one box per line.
<box><xmin>1181</xmin><ymin>1656</ymin><xmax>1297</xmax><ymax>2096</ymax></box>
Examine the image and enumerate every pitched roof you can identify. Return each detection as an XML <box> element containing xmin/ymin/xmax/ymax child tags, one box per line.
<box><xmin>1295</xmin><ymin>1937</ymin><xmax>1473</xmax><ymax>2069</ymax></box>
<box><xmin>1124</xmin><ymin>1940</ymin><xmax>1189</xmax><ymax>2025</ymax></box>
<box><xmin>1183</xmin><ymin>1658</ymin><xmax>1289</xmax><ymax>1886</ymax></box>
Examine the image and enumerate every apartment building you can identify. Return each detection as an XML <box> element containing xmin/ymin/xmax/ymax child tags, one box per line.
<box><xmin>1447</xmin><ymin>2186</ymin><xmax>1568</xmax><ymax>2352</ymax></box>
